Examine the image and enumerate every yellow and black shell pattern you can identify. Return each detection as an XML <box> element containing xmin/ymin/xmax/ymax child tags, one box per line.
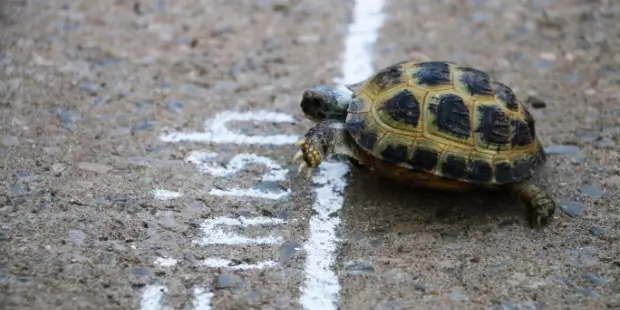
<box><xmin>345</xmin><ymin>61</ymin><xmax>546</xmax><ymax>186</ymax></box>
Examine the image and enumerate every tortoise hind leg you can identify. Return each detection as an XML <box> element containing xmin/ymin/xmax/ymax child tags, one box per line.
<box><xmin>510</xmin><ymin>179</ymin><xmax>556</xmax><ymax>228</ymax></box>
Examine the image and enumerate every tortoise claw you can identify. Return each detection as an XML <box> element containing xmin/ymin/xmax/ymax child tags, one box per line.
<box><xmin>292</xmin><ymin>138</ymin><xmax>318</xmax><ymax>178</ymax></box>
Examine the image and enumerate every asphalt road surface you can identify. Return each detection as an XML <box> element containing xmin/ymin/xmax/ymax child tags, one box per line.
<box><xmin>1</xmin><ymin>0</ymin><xmax>619</xmax><ymax>309</ymax></box>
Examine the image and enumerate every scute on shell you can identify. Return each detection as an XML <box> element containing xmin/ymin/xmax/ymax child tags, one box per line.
<box><xmin>343</xmin><ymin>60</ymin><xmax>545</xmax><ymax>186</ymax></box>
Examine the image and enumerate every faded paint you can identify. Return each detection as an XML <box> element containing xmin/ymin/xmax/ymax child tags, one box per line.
<box><xmin>159</xmin><ymin>110</ymin><xmax>299</xmax><ymax>145</ymax></box>
<box><xmin>299</xmin><ymin>0</ymin><xmax>387</xmax><ymax>309</ymax></box>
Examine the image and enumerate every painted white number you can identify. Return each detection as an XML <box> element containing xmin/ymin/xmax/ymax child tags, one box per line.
<box><xmin>140</xmin><ymin>285</ymin><xmax>213</xmax><ymax>310</ymax></box>
<box><xmin>152</xmin><ymin>110</ymin><xmax>303</xmax><ymax>309</ymax></box>
<box><xmin>194</xmin><ymin>216</ymin><xmax>288</xmax><ymax>269</ymax></box>
<box><xmin>186</xmin><ymin>151</ymin><xmax>291</xmax><ymax>200</ymax></box>
<box><xmin>159</xmin><ymin>110</ymin><xmax>299</xmax><ymax>145</ymax></box>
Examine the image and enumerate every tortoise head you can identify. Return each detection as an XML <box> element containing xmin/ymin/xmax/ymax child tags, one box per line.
<box><xmin>300</xmin><ymin>85</ymin><xmax>352</xmax><ymax>123</ymax></box>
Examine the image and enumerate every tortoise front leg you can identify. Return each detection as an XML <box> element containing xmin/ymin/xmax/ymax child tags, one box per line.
<box><xmin>510</xmin><ymin>178</ymin><xmax>556</xmax><ymax>227</ymax></box>
<box><xmin>292</xmin><ymin>119</ymin><xmax>365</xmax><ymax>177</ymax></box>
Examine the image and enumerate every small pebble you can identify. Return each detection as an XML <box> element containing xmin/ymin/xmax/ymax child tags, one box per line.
<box><xmin>133</xmin><ymin>99</ymin><xmax>151</xmax><ymax>111</ymax></box>
<box><xmin>293</xmin><ymin>34</ymin><xmax>322</xmax><ymax>45</ymax></box>
<box><xmin>342</xmin><ymin>260</ymin><xmax>374</xmax><ymax>276</ymax></box>
<box><xmin>576</xmin><ymin>287</ymin><xmax>600</xmax><ymax>297</ymax></box>
<box><xmin>8</xmin><ymin>184</ymin><xmax>27</xmax><ymax>198</ymax></box>
<box><xmin>595</xmin><ymin>137</ymin><xmax>615</xmax><ymax>149</ymax></box>
<box><xmin>13</xmin><ymin>170</ymin><xmax>28</xmax><ymax>179</ymax></box>
<box><xmin>78</xmin><ymin>81</ymin><xmax>100</xmax><ymax>94</ymax></box>
<box><xmin>109</xmin><ymin>195</ymin><xmax>133</xmax><ymax>203</ymax></box>
<box><xmin>382</xmin><ymin>269</ymin><xmax>410</xmax><ymax>284</ymax></box>
<box><xmin>51</xmin><ymin>163</ymin><xmax>66</xmax><ymax>173</ymax></box>
<box><xmin>578</xmin><ymin>183</ymin><xmax>603</xmax><ymax>199</ymax></box>
<box><xmin>496</xmin><ymin>302</ymin><xmax>518</xmax><ymax>310</ymax></box>
<box><xmin>489</xmin><ymin>262</ymin><xmax>507</xmax><ymax>270</ymax></box>
<box><xmin>279</xmin><ymin>242</ymin><xmax>300</xmax><ymax>265</ymax></box>
<box><xmin>0</xmin><ymin>226</ymin><xmax>10</xmax><ymax>241</ymax></box>
<box><xmin>450</xmin><ymin>289</ymin><xmax>470</xmax><ymax>301</ymax></box>
<box><xmin>565</xmin><ymin>73</ymin><xmax>581</xmax><ymax>83</ymax></box>
<box><xmin>413</xmin><ymin>282</ymin><xmax>437</xmax><ymax>293</ymax></box>
<box><xmin>559</xmin><ymin>200</ymin><xmax>583</xmax><ymax>218</ymax></box>
<box><xmin>243</xmin><ymin>290</ymin><xmax>262</xmax><ymax>303</ymax></box>
<box><xmin>67</xmin><ymin>229</ymin><xmax>86</xmax><ymax>245</ymax></box>
<box><xmin>534</xmin><ymin>60</ymin><xmax>554</xmax><ymax>72</ymax></box>
<box><xmin>1</xmin><ymin>136</ymin><xmax>20</xmax><ymax>146</ymax></box>
<box><xmin>89</xmin><ymin>197</ymin><xmax>111</xmax><ymax>206</ymax></box>
<box><xmin>264</xmin><ymin>37</ymin><xmax>283</xmax><ymax>51</ymax></box>
<box><xmin>274</xmin><ymin>295</ymin><xmax>290</xmax><ymax>308</ymax></box>
<box><xmin>589</xmin><ymin>166</ymin><xmax>608</xmax><ymax>177</ymax></box>
<box><xmin>439</xmin><ymin>231</ymin><xmax>461</xmax><ymax>242</ymax></box>
<box><xmin>374</xmin><ymin>299</ymin><xmax>408</xmax><ymax>310</ymax></box>
<box><xmin>525</xmin><ymin>96</ymin><xmax>547</xmax><ymax>109</ymax></box>
<box><xmin>158</xmin><ymin>213</ymin><xmax>177</xmax><ymax>230</ymax></box>
<box><xmin>210</xmin><ymin>26</ymin><xmax>235</xmax><ymax>37</ymax></box>
<box><xmin>545</xmin><ymin>145</ymin><xmax>580</xmax><ymax>156</ymax></box>
<box><xmin>588</xmin><ymin>227</ymin><xmax>605</xmax><ymax>237</ymax></box>
<box><xmin>254</xmin><ymin>181</ymin><xmax>284</xmax><ymax>193</ymax></box>
<box><xmin>131</xmin><ymin>120</ymin><xmax>154</xmax><ymax>133</ymax></box>
<box><xmin>128</xmin><ymin>267</ymin><xmax>151</xmax><ymax>276</ymax></box>
<box><xmin>581</xmin><ymin>273</ymin><xmax>608</xmax><ymax>285</ymax></box>
<box><xmin>574</xmin><ymin>131</ymin><xmax>598</xmax><ymax>143</ymax></box>
<box><xmin>602</xmin><ymin>127</ymin><xmax>620</xmax><ymax>136</ymax></box>
<box><xmin>165</xmin><ymin>101</ymin><xmax>183</xmax><ymax>113</ymax></box>
<box><xmin>55</xmin><ymin>109</ymin><xmax>77</xmax><ymax>130</ymax></box>
<box><xmin>93</xmin><ymin>57</ymin><xmax>122</xmax><ymax>68</ymax></box>
<box><xmin>215</xmin><ymin>274</ymin><xmax>243</xmax><ymax>290</ymax></box>
<box><xmin>539</xmin><ymin>52</ymin><xmax>557</xmax><ymax>61</ymax></box>
<box><xmin>77</xmin><ymin>162</ymin><xmax>112</xmax><ymax>174</ymax></box>
<box><xmin>213</xmin><ymin>81</ymin><xmax>237</xmax><ymax>91</ymax></box>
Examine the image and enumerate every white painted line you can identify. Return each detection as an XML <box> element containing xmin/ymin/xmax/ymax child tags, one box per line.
<box><xmin>203</xmin><ymin>258</ymin><xmax>279</xmax><ymax>269</ymax></box>
<box><xmin>192</xmin><ymin>286</ymin><xmax>214</xmax><ymax>310</ymax></box>
<box><xmin>154</xmin><ymin>257</ymin><xmax>179</xmax><ymax>267</ymax></box>
<box><xmin>186</xmin><ymin>152</ymin><xmax>289</xmax><ymax>182</ymax></box>
<box><xmin>299</xmin><ymin>161</ymin><xmax>350</xmax><ymax>309</ymax></box>
<box><xmin>140</xmin><ymin>285</ymin><xmax>167</xmax><ymax>310</ymax></box>
<box><xmin>159</xmin><ymin>110</ymin><xmax>299</xmax><ymax>145</ymax></box>
<box><xmin>193</xmin><ymin>216</ymin><xmax>286</xmax><ymax>246</ymax></box>
<box><xmin>209</xmin><ymin>187</ymin><xmax>290</xmax><ymax>200</ymax></box>
<box><xmin>299</xmin><ymin>0</ymin><xmax>386</xmax><ymax>309</ymax></box>
<box><xmin>186</xmin><ymin>151</ymin><xmax>292</xmax><ymax>200</ymax></box>
<box><xmin>152</xmin><ymin>189</ymin><xmax>183</xmax><ymax>200</ymax></box>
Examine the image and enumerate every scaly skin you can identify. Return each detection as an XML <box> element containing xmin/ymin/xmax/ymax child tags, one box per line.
<box><xmin>510</xmin><ymin>179</ymin><xmax>556</xmax><ymax>227</ymax></box>
<box><xmin>292</xmin><ymin>119</ymin><xmax>368</xmax><ymax>177</ymax></box>
<box><xmin>300</xmin><ymin>85</ymin><xmax>353</xmax><ymax>123</ymax></box>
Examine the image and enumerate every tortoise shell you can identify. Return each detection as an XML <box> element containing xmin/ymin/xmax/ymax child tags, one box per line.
<box><xmin>344</xmin><ymin>61</ymin><xmax>546</xmax><ymax>186</ymax></box>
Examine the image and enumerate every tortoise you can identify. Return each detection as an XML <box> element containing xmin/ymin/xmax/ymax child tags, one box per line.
<box><xmin>292</xmin><ymin>60</ymin><xmax>556</xmax><ymax>227</ymax></box>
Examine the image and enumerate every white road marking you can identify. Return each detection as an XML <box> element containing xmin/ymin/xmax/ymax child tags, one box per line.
<box><xmin>299</xmin><ymin>0</ymin><xmax>387</xmax><ymax>309</ymax></box>
<box><xmin>193</xmin><ymin>216</ymin><xmax>287</xmax><ymax>246</ymax></box>
<box><xmin>186</xmin><ymin>152</ymin><xmax>288</xmax><ymax>181</ymax></box>
<box><xmin>154</xmin><ymin>257</ymin><xmax>179</xmax><ymax>267</ymax></box>
<box><xmin>152</xmin><ymin>189</ymin><xmax>183</xmax><ymax>200</ymax></box>
<box><xmin>192</xmin><ymin>286</ymin><xmax>214</xmax><ymax>310</ymax></box>
<box><xmin>159</xmin><ymin>110</ymin><xmax>299</xmax><ymax>145</ymax></box>
<box><xmin>202</xmin><ymin>258</ymin><xmax>279</xmax><ymax>269</ymax></box>
<box><xmin>140</xmin><ymin>285</ymin><xmax>167</xmax><ymax>310</ymax></box>
<box><xmin>208</xmin><ymin>187</ymin><xmax>290</xmax><ymax>200</ymax></box>
<box><xmin>186</xmin><ymin>151</ymin><xmax>292</xmax><ymax>200</ymax></box>
<box><xmin>154</xmin><ymin>109</ymin><xmax>300</xmax><ymax>308</ymax></box>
